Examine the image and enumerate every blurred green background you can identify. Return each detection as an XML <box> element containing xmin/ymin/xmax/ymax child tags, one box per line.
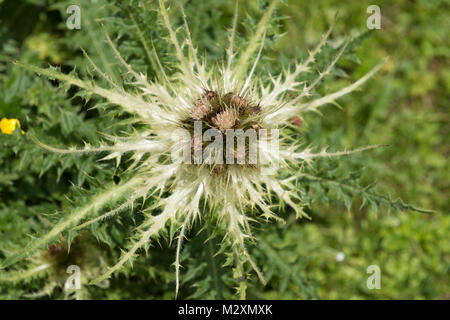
<box><xmin>273</xmin><ymin>0</ymin><xmax>449</xmax><ymax>299</ymax></box>
<box><xmin>0</xmin><ymin>0</ymin><xmax>448</xmax><ymax>299</ymax></box>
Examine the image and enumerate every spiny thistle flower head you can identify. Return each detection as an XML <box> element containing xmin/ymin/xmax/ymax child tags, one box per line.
<box><xmin>2</xmin><ymin>0</ymin><xmax>388</xmax><ymax>297</ymax></box>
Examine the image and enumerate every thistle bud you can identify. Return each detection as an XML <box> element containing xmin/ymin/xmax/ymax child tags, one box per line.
<box><xmin>212</xmin><ymin>109</ymin><xmax>237</xmax><ymax>133</ymax></box>
<box><xmin>191</xmin><ymin>99</ymin><xmax>212</xmax><ymax>120</ymax></box>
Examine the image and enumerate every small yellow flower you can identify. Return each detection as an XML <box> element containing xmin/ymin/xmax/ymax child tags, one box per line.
<box><xmin>0</xmin><ymin>118</ymin><xmax>24</xmax><ymax>135</ymax></box>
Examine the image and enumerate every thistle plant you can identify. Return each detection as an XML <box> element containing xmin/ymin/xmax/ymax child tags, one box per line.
<box><xmin>0</xmin><ymin>0</ymin><xmax>430</xmax><ymax>299</ymax></box>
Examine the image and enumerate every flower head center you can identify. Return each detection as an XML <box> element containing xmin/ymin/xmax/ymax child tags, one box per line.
<box><xmin>181</xmin><ymin>90</ymin><xmax>264</xmax><ymax>173</ymax></box>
